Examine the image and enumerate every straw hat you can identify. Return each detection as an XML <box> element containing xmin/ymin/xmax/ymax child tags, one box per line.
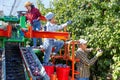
<box><xmin>24</xmin><ymin>1</ymin><xmax>32</xmax><ymax>7</ymax></box>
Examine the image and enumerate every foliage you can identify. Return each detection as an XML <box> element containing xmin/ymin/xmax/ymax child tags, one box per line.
<box><xmin>42</xmin><ymin>0</ymin><xmax>120</xmax><ymax>79</ymax></box>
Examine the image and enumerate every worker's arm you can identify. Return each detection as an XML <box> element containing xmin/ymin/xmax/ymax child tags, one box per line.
<box><xmin>85</xmin><ymin>48</ymin><xmax>93</xmax><ymax>53</ymax></box>
<box><xmin>52</xmin><ymin>20</ymin><xmax>72</xmax><ymax>31</ymax></box>
<box><xmin>35</xmin><ymin>8</ymin><xmax>46</xmax><ymax>21</ymax></box>
<box><xmin>76</xmin><ymin>51</ymin><xmax>98</xmax><ymax>66</ymax></box>
<box><xmin>34</xmin><ymin>8</ymin><xmax>41</xmax><ymax>21</ymax></box>
<box><xmin>54</xmin><ymin>23</ymin><xmax>68</xmax><ymax>31</ymax></box>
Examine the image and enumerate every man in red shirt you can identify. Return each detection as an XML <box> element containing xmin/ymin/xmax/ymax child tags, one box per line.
<box><xmin>25</xmin><ymin>1</ymin><xmax>46</xmax><ymax>47</ymax></box>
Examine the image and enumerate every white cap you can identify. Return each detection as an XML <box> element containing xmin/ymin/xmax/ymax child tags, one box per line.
<box><xmin>45</xmin><ymin>12</ymin><xmax>55</xmax><ymax>21</ymax></box>
<box><xmin>79</xmin><ymin>39</ymin><xmax>87</xmax><ymax>44</ymax></box>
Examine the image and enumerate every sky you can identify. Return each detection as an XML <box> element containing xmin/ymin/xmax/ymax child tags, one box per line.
<box><xmin>0</xmin><ymin>0</ymin><xmax>50</xmax><ymax>16</ymax></box>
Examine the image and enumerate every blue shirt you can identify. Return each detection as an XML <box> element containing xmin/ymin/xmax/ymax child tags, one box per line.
<box><xmin>46</xmin><ymin>22</ymin><xmax>67</xmax><ymax>32</ymax></box>
<box><xmin>43</xmin><ymin>22</ymin><xmax>67</xmax><ymax>48</ymax></box>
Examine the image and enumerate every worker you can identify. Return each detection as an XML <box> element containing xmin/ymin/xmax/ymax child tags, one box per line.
<box><xmin>75</xmin><ymin>39</ymin><xmax>103</xmax><ymax>80</ymax></box>
<box><xmin>24</xmin><ymin>1</ymin><xmax>46</xmax><ymax>48</ymax></box>
<box><xmin>43</xmin><ymin>12</ymin><xmax>72</xmax><ymax>63</ymax></box>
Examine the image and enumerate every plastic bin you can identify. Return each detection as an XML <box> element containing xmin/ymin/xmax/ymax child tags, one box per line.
<box><xmin>44</xmin><ymin>65</ymin><xmax>54</xmax><ymax>77</ymax></box>
<box><xmin>56</xmin><ymin>66</ymin><xmax>70</xmax><ymax>80</ymax></box>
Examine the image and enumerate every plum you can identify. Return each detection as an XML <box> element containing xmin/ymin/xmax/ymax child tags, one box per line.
<box><xmin>33</xmin><ymin>67</ymin><xmax>40</xmax><ymax>76</ymax></box>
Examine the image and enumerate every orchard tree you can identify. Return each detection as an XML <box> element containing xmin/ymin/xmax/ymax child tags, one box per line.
<box><xmin>43</xmin><ymin>0</ymin><xmax>120</xmax><ymax>79</ymax></box>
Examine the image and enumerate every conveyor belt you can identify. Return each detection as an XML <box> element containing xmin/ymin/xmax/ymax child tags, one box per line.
<box><xmin>21</xmin><ymin>47</ymin><xmax>47</xmax><ymax>80</ymax></box>
<box><xmin>5</xmin><ymin>43</ymin><xmax>26</xmax><ymax>80</ymax></box>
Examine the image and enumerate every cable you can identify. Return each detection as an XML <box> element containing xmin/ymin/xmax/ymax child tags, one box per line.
<box><xmin>2</xmin><ymin>0</ymin><xmax>4</xmax><ymax>11</ymax></box>
<box><xmin>9</xmin><ymin>0</ymin><xmax>17</xmax><ymax>15</ymax></box>
<box><xmin>12</xmin><ymin>0</ymin><xmax>22</xmax><ymax>15</ymax></box>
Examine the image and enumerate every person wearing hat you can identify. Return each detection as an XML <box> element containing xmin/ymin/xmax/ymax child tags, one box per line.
<box><xmin>43</xmin><ymin>12</ymin><xmax>72</xmax><ymax>63</ymax></box>
<box><xmin>24</xmin><ymin>1</ymin><xmax>46</xmax><ymax>48</ymax></box>
<box><xmin>75</xmin><ymin>39</ymin><xmax>103</xmax><ymax>80</ymax></box>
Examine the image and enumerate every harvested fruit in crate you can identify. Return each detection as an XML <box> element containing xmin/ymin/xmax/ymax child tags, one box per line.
<box><xmin>56</xmin><ymin>64</ymin><xmax>69</xmax><ymax>68</ymax></box>
<box><xmin>56</xmin><ymin>64</ymin><xmax>70</xmax><ymax>80</ymax></box>
<box><xmin>43</xmin><ymin>62</ymin><xmax>55</xmax><ymax>77</ymax></box>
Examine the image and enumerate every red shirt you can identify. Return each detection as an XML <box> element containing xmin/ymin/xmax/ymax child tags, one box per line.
<box><xmin>25</xmin><ymin>7</ymin><xmax>41</xmax><ymax>24</ymax></box>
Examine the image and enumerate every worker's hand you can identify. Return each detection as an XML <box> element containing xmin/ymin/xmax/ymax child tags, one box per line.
<box><xmin>89</xmin><ymin>48</ymin><xmax>94</xmax><ymax>51</ymax></box>
<box><xmin>33</xmin><ymin>19</ymin><xmax>39</xmax><ymax>23</ymax></box>
<box><xmin>66</xmin><ymin>20</ymin><xmax>72</xmax><ymax>25</ymax></box>
<box><xmin>26</xmin><ymin>45</ymin><xmax>30</xmax><ymax>47</ymax></box>
<box><xmin>27</xmin><ymin>20</ymin><xmax>30</xmax><ymax>24</ymax></box>
<box><xmin>87</xmin><ymin>48</ymin><xmax>93</xmax><ymax>52</ymax></box>
<box><xmin>21</xmin><ymin>28</ymin><xmax>28</xmax><ymax>31</ymax></box>
<box><xmin>96</xmin><ymin>50</ymin><xmax>103</xmax><ymax>57</ymax></box>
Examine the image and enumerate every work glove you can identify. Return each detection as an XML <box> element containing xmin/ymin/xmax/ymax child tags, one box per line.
<box><xmin>66</xmin><ymin>20</ymin><xmax>72</xmax><ymax>25</ymax></box>
<box><xmin>96</xmin><ymin>50</ymin><xmax>103</xmax><ymax>57</ymax></box>
<box><xmin>89</xmin><ymin>48</ymin><xmax>94</xmax><ymax>51</ymax></box>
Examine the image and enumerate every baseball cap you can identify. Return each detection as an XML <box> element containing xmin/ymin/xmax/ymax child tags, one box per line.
<box><xmin>45</xmin><ymin>12</ymin><xmax>55</xmax><ymax>21</ymax></box>
<box><xmin>79</xmin><ymin>39</ymin><xmax>87</xmax><ymax>44</ymax></box>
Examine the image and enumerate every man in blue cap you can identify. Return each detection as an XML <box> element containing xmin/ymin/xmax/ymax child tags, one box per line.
<box><xmin>43</xmin><ymin>12</ymin><xmax>72</xmax><ymax>63</ymax></box>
